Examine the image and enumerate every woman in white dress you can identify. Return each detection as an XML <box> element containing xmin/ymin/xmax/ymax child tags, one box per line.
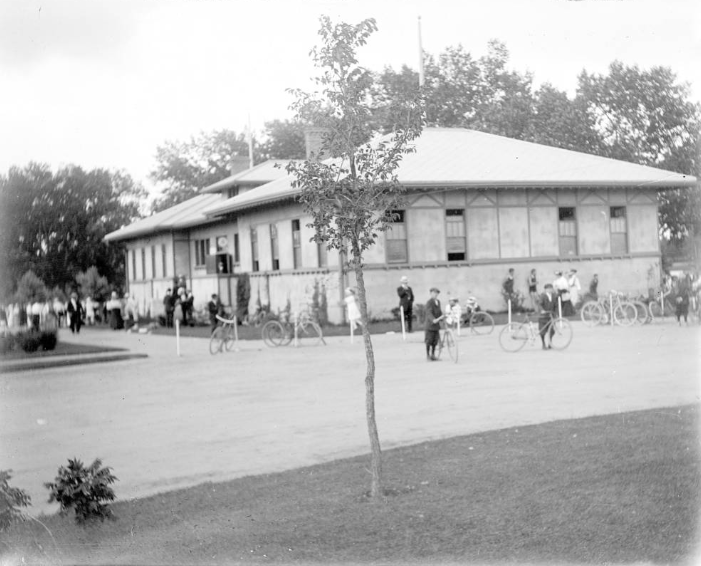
<box><xmin>344</xmin><ymin>288</ymin><xmax>362</xmax><ymax>330</ymax></box>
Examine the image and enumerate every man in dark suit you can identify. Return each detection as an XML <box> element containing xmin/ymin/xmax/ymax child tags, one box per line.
<box><xmin>538</xmin><ymin>283</ymin><xmax>557</xmax><ymax>349</ymax></box>
<box><xmin>66</xmin><ymin>291</ymin><xmax>84</xmax><ymax>334</ymax></box>
<box><xmin>397</xmin><ymin>276</ymin><xmax>415</xmax><ymax>332</ymax></box>
<box><xmin>424</xmin><ymin>287</ymin><xmax>444</xmax><ymax>361</ymax></box>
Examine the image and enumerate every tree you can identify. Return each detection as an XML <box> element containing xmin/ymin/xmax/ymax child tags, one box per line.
<box><xmin>0</xmin><ymin>164</ymin><xmax>145</xmax><ymax>298</ymax></box>
<box><xmin>15</xmin><ymin>271</ymin><xmax>48</xmax><ymax>304</ymax></box>
<box><xmin>260</xmin><ymin>119</ymin><xmax>307</xmax><ymax>159</ymax></box>
<box><xmin>286</xmin><ymin>16</ymin><xmax>424</xmax><ymax>498</ymax></box>
<box><xmin>150</xmin><ymin>130</ymin><xmax>259</xmax><ymax>212</ymax></box>
<box><xmin>75</xmin><ymin>266</ymin><xmax>111</xmax><ymax>302</ymax></box>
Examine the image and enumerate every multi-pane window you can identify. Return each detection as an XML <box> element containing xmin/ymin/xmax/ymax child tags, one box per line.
<box><xmin>141</xmin><ymin>248</ymin><xmax>146</xmax><ymax>280</ymax></box>
<box><xmin>251</xmin><ymin>229</ymin><xmax>259</xmax><ymax>272</ymax></box>
<box><xmin>233</xmin><ymin>233</ymin><xmax>240</xmax><ymax>264</ymax></box>
<box><xmin>161</xmin><ymin>244</ymin><xmax>167</xmax><ymax>277</ymax></box>
<box><xmin>558</xmin><ymin>207</ymin><xmax>577</xmax><ymax>257</ymax></box>
<box><xmin>227</xmin><ymin>187</ymin><xmax>239</xmax><ymax>199</ymax></box>
<box><xmin>195</xmin><ymin>238</ymin><xmax>210</xmax><ymax>267</ymax></box>
<box><xmin>292</xmin><ymin>219</ymin><xmax>302</xmax><ymax>268</ymax></box>
<box><xmin>446</xmin><ymin>209</ymin><xmax>466</xmax><ymax>261</ymax></box>
<box><xmin>270</xmin><ymin>224</ymin><xmax>280</xmax><ymax>271</ymax></box>
<box><xmin>385</xmin><ymin>210</ymin><xmax>408</xmax><ymax>263</ymax></box>
<box><xmin>151</xmin><ymin>245</ymin><xmax>156</xmax><ymax>278</ymax></box>
<box><xmin>610</xmin><ymin>206</ymin><xmax>628</xmax><ymax>254</ymax></box>
<box><xmin>131</xmin><ymin>249</ymin><xmax>137</xmax><ymax>282</ymax></box>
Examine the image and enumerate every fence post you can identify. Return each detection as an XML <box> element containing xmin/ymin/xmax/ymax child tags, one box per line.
<box><xmin>400</xmin><ymin>305</ymin><xmax>406</xmax><ymax>341</ymax></box>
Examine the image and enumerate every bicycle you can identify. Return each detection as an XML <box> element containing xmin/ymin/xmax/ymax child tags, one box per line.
<box><xmin>499</xmin><ymin>313</ymin><xmax>573</xmax><ymax>353</ymax></box>
<box><xmin>460</xmin><ymin>297</ymin><xmax>495</xmax><ymax>335</ymax></box>
<box><xmin>579</xmin><ymin>291</ymin><xmax>637</xmax><ymax>327</ymax></box>
<box><xmin>435</xmin><ymin>323</ymin><xmax>458</xmax><ymax>363</ymax></box>
<box><xmin>209</xmin><ymin>314</ymin><xmax>238</xmax><ymax>355</ymax></box>
<box><xmin>261</xmin><ymin>311</ymin><xmax>325</xmax><ymax>347</ymax></box>
<box><xmin>647</xmin><ymin>289</ymin><xmax>676</xmax><ymax>320</ymax></box>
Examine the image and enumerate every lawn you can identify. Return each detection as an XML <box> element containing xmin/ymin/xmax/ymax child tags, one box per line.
<box><xmin>4</xmin><ymin>405</ymin><xmax>699</xmax><ymax>565</ymax></box>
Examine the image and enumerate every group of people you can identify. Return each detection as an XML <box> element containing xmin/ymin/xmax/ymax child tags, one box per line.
<box><xmin>663</xmin><ymin>272</ymin><xmax>700</xmax><ymax>325</ymax></box>
<box><xmin>162</xmin><ymin>287</ymin><xmax>195</xmax><ymax>328</ymax></box>
<box><xmin>505</xmin><ymin>267</ymin><xmax>591</xmax><ymax>316</ymax></box>
<box><xmin>0</xmin><ymin>292</ymin><xmax>104</xmax><ymax>334</ymax></box>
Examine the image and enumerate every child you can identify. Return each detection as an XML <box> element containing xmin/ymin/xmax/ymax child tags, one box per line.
<box><xmin>444</xmin><ymin>297</ymin><xmax>461</xmax><ymax>329</ymax></box>
<box><xmin>344</xmin><ymin>288</ymin><xmax>362</xmax><ymax>330</ymax></box>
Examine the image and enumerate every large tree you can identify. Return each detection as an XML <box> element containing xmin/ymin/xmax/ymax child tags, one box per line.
<box><xmin>150</xmin><ymin>130</ymin><xmax>259</xmax><ymax>212</ymax></box>
<box><xmin>259</xmin><ymin>119</ymin><xmax>307</xmax><ymax>159</ymax></box>
<box><xmin>0</xmin><ymin>163</ymin><xmax>145</xmax><ymax>298</ymax></box>
<box><xmin>287</xmin><ymin>16</ymin><xmax>423</xmax><ymax>498</ymax></box>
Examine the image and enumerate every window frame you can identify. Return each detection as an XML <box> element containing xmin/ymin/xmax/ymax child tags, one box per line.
<box><xmin>445</xmin><ymin>208</ymin><xmax>466</xmax><ymax>262</ymax></box>
<box><xmin>609</xmin><ymin>205</ymin><xmax>628</xmax><ymax>254</ymax></box>
<box><xmin>292</xmin><ymin>219</ymin><xmax>302</xmax><ymax>269</ymax></box>
<box><xmin>385</xmin><ymin>209</ymin><xmax>408</xmax><ymax>264</ymax></box>
<box><xmin>270</xmin><ymin>224</ymin><xmax>280</xmax><ymax>271</ymax></box>
<box><xmin>194</xmin><ymin>238</ymin><xmax>210</xmax><ymax>268</ymax></box>
<box><xmin>558</xmin><ymin>207</ymin><xmax>578</xmax><ymax>257</ymax></box>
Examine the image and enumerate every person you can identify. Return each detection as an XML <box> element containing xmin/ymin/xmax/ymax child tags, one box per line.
<box><xmin>124</xmin><ymin>293</ymin><xmax>139</xmax><ymax>328</ymax></box>
<box><xmin>587</xmin><ymin>274</ymin><xmax>599</xmax><ymax>301</ymax></box>
<box><xmin>502</xmin><ymin>268</ymin><xmax>515</xmax><ymax>302</ymax></box>
<box><xmin>208</xmin><ymin>294</ymin><xmax>223</xmax><ymax>333</ymax></box>
<box><xmin>344</xmin><ymin>287</ymin><xmax>362</xmax><ymax>330</ymax></box>
<box><xmin>107</xmin><ymin>291</ymin><xmax>124</xmax><ymax>330</ymax></box>
<box><xmin>553</xmin><ymin>271</ymin><xmax>570</xmax><ymax>315</ymax></box>
<box><xmin>53</xmin><ymin>297</ymin><xmax>65</xmax><ymax>328</ymax></box>
<box><xmin>567</xmin><ymin>269</ymin><xmax>582</xmax><ymax>310</ymax></box>
<box><xmin>66</xmin><ymin>291</ymin><xmax>84</xmax><ymax>334</ymax></box>
<box><xmin>397</xmin><ymin>276</ymin><xmax>415</xmax><ymax>333</ymax></box>
<box><xmin>527</xmin><ymin>269</ymin><xmax>538</xmax><ymax>312</ymax></box>
<box><xmin>538</xmin><ymin>283</ymin><xmax>558</xmax><ymax>350</ymax></box>
<box><xmin>675</xmin><ymin>276</ymin><xmax>690</xmax><ymax>325</ymax></box>
<box><xmin>424</xmin><ymin>287</ymin><xmax>444</xmax><ymax>361</ymax></box>
<box><xmin>163</xmin><ymin>288</ymin><xmax>174</xmax><ymax>328</ymax></box>
<box><xmin>444</xmin><ymin>297</ymin><xmax>461</xmax><ymax>329</ymax></box>
<box><xmin>185</xmin><ymin>290</ymin><xmax>195</xmax><ymax>326</ymax></box>
<box><xmin>30</xmin><ymin>300</ymin><xmax>42</xmax><ymax>331</ymax></box>
<box><xmin>85</xmin><ymin>296</ymin><xmax>96</xmax><ymax>325</ymax></box>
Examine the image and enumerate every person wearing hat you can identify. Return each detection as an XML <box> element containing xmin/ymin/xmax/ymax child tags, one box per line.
<box><xmin>424</xmin><ymin>287</ymin><xmax>444</xmax><ymax>361</ymax></box>
<box><xmin>397</xmin><ymin>276</ymin><xmax>415</xmax><ymax>333</ymax></box>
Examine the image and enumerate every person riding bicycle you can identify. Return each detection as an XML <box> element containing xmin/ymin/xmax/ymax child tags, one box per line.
<box><xmin>538</xmin><ymin>284</ymin><xmax>558</xmax><ymax>350</ymax></box>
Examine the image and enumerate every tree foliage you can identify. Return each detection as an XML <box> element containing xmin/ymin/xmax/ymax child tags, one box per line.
<box><xmin>75</xmin><ymin>266</ymin><xmax>111</xmax><ymax>302</ymax></box>
<box><xmin>0</xmin><ymin>164</ymin><xmax>145</xmax><ymax>298</ymax></box>
<box><xmin>150</xmin><ymin>130</ymin><xmax>259</xmax><ymax>212</ymax></box>
<box><xmin>286</xmin><ymin>16</ymin><xmax>424</xmax><ymax>498</ymax></box>
<box><xmin>260</xmin><ymin>119</ymin><xmax>307</xmax><ymax>159</ymax></box>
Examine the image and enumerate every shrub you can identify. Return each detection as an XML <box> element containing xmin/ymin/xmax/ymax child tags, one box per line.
<box><xmin>39</xmin><ymin>331</ymin><xmax>57</xmax><ymax>351</ymax></box>
<box><xmin>0</xmin><ymin>470</ymin><xmax>31</xmax><ymax>532</ymax></box>
<box><xmin>19</xmin><ymin>333</ymin><xmax>41</xmax><ymax>353</ymax></box>
<box><xmin>44</xmin><ymin>458</ymin><xmax>118</xmax><ymax>524</ymax></box>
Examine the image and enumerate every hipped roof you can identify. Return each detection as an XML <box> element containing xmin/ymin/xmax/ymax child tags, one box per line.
<box><xmin>203</xmin><ymin>128</ymin><xmax>697</xmax><ymax>217</ymax></box>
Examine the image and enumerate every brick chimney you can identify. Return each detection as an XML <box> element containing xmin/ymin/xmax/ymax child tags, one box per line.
<box><xmin>303</xmin><ymin>127</ymin><xmax>329</xmax><ymax>161</ymax></box>
<box><xmin>229</xmin><ymin>155</ymin><xmax>250</xmax><ymax>176</ymax></box>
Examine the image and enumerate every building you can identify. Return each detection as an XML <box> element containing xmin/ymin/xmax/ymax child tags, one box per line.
<box><xmin>105</xmin><ymin>128</ymin><xmax>697</xmax><ymax>322</ymax></box>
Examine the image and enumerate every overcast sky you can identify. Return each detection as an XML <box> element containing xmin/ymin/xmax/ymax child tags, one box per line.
<box><xmin>1</xmin><ymin>0</ymin><xmax>699</xmax><ymax>197</ymax></box>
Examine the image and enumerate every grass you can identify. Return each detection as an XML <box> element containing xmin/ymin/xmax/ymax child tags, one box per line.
<box><xmin>4</xmin><ymin>405</ymin><xmax>699</xmax><ymax>565</ymax></box>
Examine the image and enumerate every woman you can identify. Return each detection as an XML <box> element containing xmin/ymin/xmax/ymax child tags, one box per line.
<box><xmin>527</xmin><ymin>269</ymin><xmax>538</xmax><ymax>312</ymax></box>
<box><xmin>344</xmin><ymin>288</ymin><xmax>362</xmax><ymax>330</ymax></box>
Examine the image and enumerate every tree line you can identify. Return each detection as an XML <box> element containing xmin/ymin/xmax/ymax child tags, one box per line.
<box><xmin>1</xmin><ymin>39</ymin><xmax>699</xmax><ymax>301</ymax></box>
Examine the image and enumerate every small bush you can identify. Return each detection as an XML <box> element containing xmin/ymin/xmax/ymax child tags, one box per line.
<box><xmin>0</xmin><ymin>470</ymin><xmax>31</xmax><ymax>532</ymax></box>
<box><xmin>39</xmin><ymin>331</ymin><xmax>57</xmax><ymax>351</ymax></box>
<box><xmin>19</xmin><ymin>333</ymin><xmax>41</xmax><ymax>353</ymax></box>
<box><xmin>0</xmin><ymin>329</ymin><xmax>59</xmax><ymax>355</ymax></box>
<box><xmin>44</xmin><ymin>458</ymin><xmax>118</xmax><ymax>525</ymax></box>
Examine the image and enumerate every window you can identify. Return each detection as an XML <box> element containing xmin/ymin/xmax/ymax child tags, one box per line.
<box><xmin>131</xmin><ymin>249</ymin><xmax>137</xmax><ymax>282</ymax></box>
<box><xmin>251</xmin><ymin>229</ymin><xmax>259</xmax><ymax>272</ymax></box>
<box><xmin>195</xmin><ymin>238</ymin><xmax>210</xmax><ymax>267</ymax></box>
<box><xmin>446</xmin><ymin>209</ymin><xmax>466</xmax><ymax>261</ymax></box>
<box><xmin>161</xmin><ymin>244</ymin><xmax>168</xmax><ymax>277</ymax></box>
<box><xmin>141</xmin><ymin>248</ymin><xmax>146</xmax><ymax>280</ymax></box>
<box><xmin>270</xmin><ymin>224</ymin><xmax>280</xmax><ymax>271</ymax></box>
<box><xmin>610</xmin><ymin>206</ymin><xmax>628</xmax><ymax>254</ymax></box>
<box><xmin>317</xmin><ymin>242</ymin><xmax>328</xmax><ymax>268</ymax></box>
<box><xmin>292</xmin><ymin>219</ymin><xmax>302</xmax><ymax>268</ymax></box>
<box><xmin>558</xmin><ymin>207</ymin><xmax>577</xmax><ymax>256</ymax></box>
<box><xmin>385</xmin><ymin>210</ymin><xmax>408</xmax><ymax>263</ymax></box>
<box><xmin>233</xmin><ymin>233</ymin><xmax>240</xmax><ymax>264</ymax></box>
<box><xmin>227</xmin><ymin>187</ymin><xmax>239</xmax><ymax>199</ymax></box>
<box><xmin>151</xmin><ymin>245</ymin><xmax>156</xmax><ymax>278</ymax></box>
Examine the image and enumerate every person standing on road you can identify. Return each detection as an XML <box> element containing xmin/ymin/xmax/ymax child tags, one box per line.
<box><xmin>397</xmin><ymin>276</ymin><xmax>415</xmax><ymax>333</ymax></box>
<box><xmin>163</xmin><ymin>288</ymin><xmax>174</xmax><ymax>328</ymax></box>
<box><xmin>66</xmin><ymin>291</ymin><xmax>84</xmax><ymax>334</ymax></box>
<box><xmin>538</xmin><ymin>283</ymin><xmax>557</xmax><ymax>350</ymax></box>
<box><xmin>527</xmin><ymin>269</ymin><xmax>538</xmax><ymax>312</ymax></box>
<box><xmin>208</xmin><ymin>294</ymin><xmax>223</xmax><ymax>333</ymax></box>
<box><xmin>344</xmin><ymin>287</ymin><xmax>362</xmax><ymax>331</ymax></box>
<box><xmin>424</xmin><ymin>287</ymin><xmax>444</xmax><ymax>361</ymax></box>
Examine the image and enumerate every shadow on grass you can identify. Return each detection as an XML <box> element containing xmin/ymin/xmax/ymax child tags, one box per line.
<box><xmin>5</xmin><ymin>405</ymin><xmax>700</xmax><ymax>565</ymax></box>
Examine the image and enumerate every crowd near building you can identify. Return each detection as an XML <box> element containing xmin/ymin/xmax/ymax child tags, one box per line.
<box><xmin>104</xmin><ymin>128</ymin><xmax>696</xmax><ymax>325</ymax></box>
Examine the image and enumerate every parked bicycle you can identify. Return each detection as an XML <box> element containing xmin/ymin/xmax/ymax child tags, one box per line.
<box><xmin>460</xmin><ymin>296</ymin><xmax>495</xmax><ymax>335</ymax></box>
<box><xmin>262</xmin><ymin>310</ymin><xmax>325</xmax><ymax>347</ymax></box>
<box><xmin>499</xmin><ymin>313</ymin><xmax>573</xmax><ymax>353</ymax></box>
<box><xmin>435</xmin><ymin>323</ymin><xmax>458</xmax><ymax>363</ymax></box>
<box><xmin>580</xmin><ymin>291</ymin><xmax>637</xmax><ymax>327</ymax></box>
<box><xmin>647</xmin><ymin>289</ymin><xmax>676</xmax><ymax>320</ymax></box>
<box><xmin>209</xmin><ymin>314</ymin><xmax>238</xmax><ymax>355</ymax></box>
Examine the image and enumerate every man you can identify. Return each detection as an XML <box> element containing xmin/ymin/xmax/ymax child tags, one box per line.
<box><xmin>397</xmin><ymin>276</ymin><xmax>415</xmax><ymax>333</ymax></box>
<box><xmin>424</xmin><ymin>287</ymin><xmax>444</xmax><ymax>361</ymax></box>
<box><xmin>208</xmin><ymin>294</ymin><xmax>223</xmax><ymax>333</ymax></box>
<box><xmin>66</xmin><ymin>291</ymin><xmax>84</xmax><ymax>334</ymax></box>
<box><xmin>163</xmin><ymin>288</ymin><xmax>174</xmax><ymax>328</ymax></box>
<box><xmin>538</xmin><ymin>283</ymin><xmax>557</xmax><ymax>350</ymax></box>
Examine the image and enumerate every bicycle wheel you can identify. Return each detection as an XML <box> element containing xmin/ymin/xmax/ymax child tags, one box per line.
<box><xmin>580</xmin><ymin>301</ymin><xmax>603</xmax><ymax>327</ymax></box>
<box><xmin>614</xmin><ymin>302</ymin><xmax>637</xmax><ymax>326</ymax></box>
<box><xmin>498</xmin><ymin>323</ymin><xmax>529</xmax><ymax>353</ymax></box>
<box><xmin>549</xmin><ymin>317</ymin><xmax>573</xmax><ymax>350</ymax></box>
<box><xmin>295</xmin><ymin>320</ymin><xmax>323</xmax><ymax>346</ymax></box>
<box><xmin>469</xmin><ymin>311</ymin><xmax>494</xmax><ymax>335</ymax></box>
<box><xmin>631</xmin><ymin>301</ymin><xmax>651</xmax><ymax>325</ymax></box>
<box><xmin>262</xmin><ymin>320</ymin><xmax>286</xmax><ymax>347</ymax></box>
<box><xmin>209</xmin><ymin>327</ymin><xmax>224</xmax><ymax>355</ymax></box>
<box><xmin>648</xmin><ymin>300</ymin><xmax>668</xmax><ymax>320</ymax></box>
<box><xmin>224</xmin><ymin>326</ymin><xmax>237</xmax><ymax>351</ymax></box>
<box><xmin>445</xmin><ymin>329</ymin><xmax>458</xmax><ymax>363</ymax></box>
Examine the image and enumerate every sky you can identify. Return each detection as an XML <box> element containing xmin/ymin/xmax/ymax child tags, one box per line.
<box><xmin>1</xmin><ymin>0</ymin><xmax>699</xmax><ymax>198</ymax></box>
